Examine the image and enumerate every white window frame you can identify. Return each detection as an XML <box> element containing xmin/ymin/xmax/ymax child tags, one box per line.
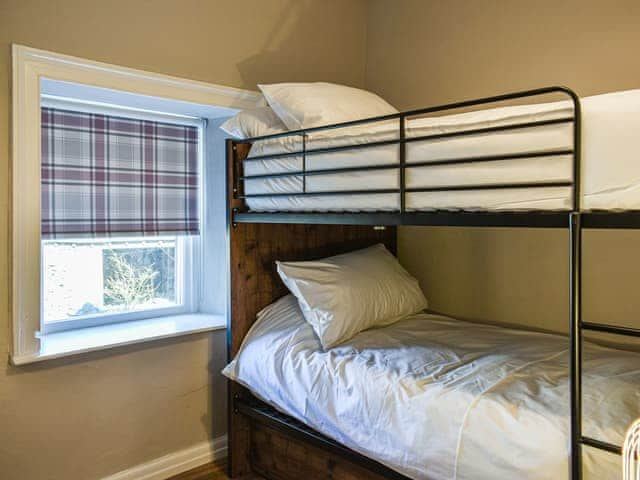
<box><xmin>12</xmin><ymin>45</ymin><xmax>263</xmax><ymax>364</ymax></box>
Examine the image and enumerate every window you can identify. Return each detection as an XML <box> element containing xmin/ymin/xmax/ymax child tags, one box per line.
<box><xmin>39</xmin><ymin>98</ymin><xmax>204</xmax><ymax>334</ymax></box>
<box><xmin>12</xmin><ymin>45</ymin><xmax>261</xmax><ymax>364</ymax></box>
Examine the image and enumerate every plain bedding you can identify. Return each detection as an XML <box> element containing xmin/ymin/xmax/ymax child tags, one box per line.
<box><xmin>223</xmin><ymin>295</ymin><xmax>640</xmax><ymax>480</ymax></box>
<box><xmin>243</xmin><ymin>89</ymin><xmax>640</xmax><ymax>212</ymax></box>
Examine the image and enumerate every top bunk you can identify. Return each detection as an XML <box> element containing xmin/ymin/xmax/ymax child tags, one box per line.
<box><xmin>227</xmin><ymin>86</ymin><xmax>640</xmax><ymax>228</ymax></box>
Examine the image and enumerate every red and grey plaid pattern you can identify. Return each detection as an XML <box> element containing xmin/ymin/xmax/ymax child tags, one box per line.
<box><xmin>41</xmin><ymin>107</ymin><xmax>199</xmax><ymax>238</ymax></box>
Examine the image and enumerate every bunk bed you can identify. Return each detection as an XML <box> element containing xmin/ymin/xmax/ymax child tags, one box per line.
<box><xmin>224</xmin><ymin>86</ymin><xmax>640</xmax><ymax>480</ymax></box>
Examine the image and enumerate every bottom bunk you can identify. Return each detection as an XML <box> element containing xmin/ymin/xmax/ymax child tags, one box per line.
<box><xmin>225</xmin><ymin>220</ymin><xmax>638</xmax><ymax>480</ymax></box>
<box><xmin>226</xmin><ymin>295</ymin><xmax>639</xmax><ymax>480</ymax></box>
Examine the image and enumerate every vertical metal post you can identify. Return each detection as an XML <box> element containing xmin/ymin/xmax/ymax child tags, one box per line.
<box><xmin>569</xmin><ymin>211</ymin><xmax>582</xmax><ymax>480</ymax></box>
<box><xmin>302</xmin><ymin>133</ymin><xmax>307</xmax><ymax>193</ymax></box>
<box><xmin>571</xmin><ymin>93</ymin><xmax>582</xmax><ymax>211</ymax></box>
<box><xmin>399</xmin><ymin>115</ymin><xmax>406</xmax><ymax>213</ymax></box>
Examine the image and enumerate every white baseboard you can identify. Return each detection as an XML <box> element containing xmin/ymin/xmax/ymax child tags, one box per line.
<box><xmin>102</xmin><ymin>435</ymin><xmax>228</xmax><ymax>480</ymax></box>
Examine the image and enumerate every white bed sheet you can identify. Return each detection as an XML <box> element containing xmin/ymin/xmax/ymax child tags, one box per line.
<box><xmin>242</xmin><ymin>90</ymin><xmax>640</xmax><ymax>211</ymax></box>
<box><xmin>223</xmin><ymin>295</ymin><xmax>640</xmax><ymax>480</ymax></box>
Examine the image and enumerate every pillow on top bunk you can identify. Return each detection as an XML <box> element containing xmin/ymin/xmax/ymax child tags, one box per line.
<box><xmin>219</xmin><ymin>106</ymin><xmax>287</xmax><ymax>139</ymax></box>
<box><xmin>276</xmin><ymin>244</ymin><xmax>427</xmax><ymax>349</ymax></box>
<box><xmin>259</xmin><ymin>82</ymin><xmax>399</xmax><ymax>130</ymax></box>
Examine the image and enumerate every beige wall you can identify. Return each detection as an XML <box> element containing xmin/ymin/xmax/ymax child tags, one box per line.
<box><xmin>0</xmin><ymin>1</ymin><xmax>367</xmax><ymax>479</ymax></box>
<box><xmin>3</xmin><ymin>1</ymin><xmax>640</xmax><ymax>477</ymax></box>
<box><xmin>366</xmin><ymin>0</ymin><xmax>640</xmax><ymax>332</ymax></box>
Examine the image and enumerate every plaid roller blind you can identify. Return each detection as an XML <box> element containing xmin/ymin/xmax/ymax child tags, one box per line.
<box><xmin>41</xmin><ymin>107</ymin><xmax>200</xmax><ymax>238</ymax></box>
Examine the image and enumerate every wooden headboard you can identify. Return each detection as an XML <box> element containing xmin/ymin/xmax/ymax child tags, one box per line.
<box><xmin>226</xmin><ymin>139</ymin><xmax>397</xmax><ymax>476</ymax></box>
<box><xmin>228</xmin><ymin>222</ymin><xmax>397</xmax><ymax>356</ymax></box>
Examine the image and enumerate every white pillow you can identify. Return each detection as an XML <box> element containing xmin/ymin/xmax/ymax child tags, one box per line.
<box><xmin>276</xmin><ymin>244</ymin><xmax>427</xmax><ymax>349</ymax></box>
<box><xmin>259</xmin><ymin>82</ymin><xmax>398</xmax><ymax>130</ymax></box>
<box><xmin>219</xmin><ymin>106</ymin><xmax>287</xmax><ymax>139</ymax></box>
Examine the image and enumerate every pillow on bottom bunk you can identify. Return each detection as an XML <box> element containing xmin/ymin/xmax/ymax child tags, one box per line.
<box><xmin>276</xmin><ymin>243</ymin><xmax>428</xmax><ymax>349</ymax></box>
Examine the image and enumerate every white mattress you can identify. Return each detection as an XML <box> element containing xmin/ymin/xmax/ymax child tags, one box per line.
<box><xmin>243</xmin><ymin>90</ymin><xmax>640</xmax><ymax>211</ymax></box>
<box><xmin>224</xmin><ymin>295</ymin><xmax>640</xmax><ymax>480</ymax></box>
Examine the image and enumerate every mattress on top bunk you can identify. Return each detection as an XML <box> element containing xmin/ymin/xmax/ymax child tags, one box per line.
<box><xmin>243</xmin><ymin>89</ymin><xmax>640</xmax><ymax>212</ymax></box>
<box><xmin>223</xmin><ymin>295</ymin><xmax>640</xmax><ymax>480</ymax></box>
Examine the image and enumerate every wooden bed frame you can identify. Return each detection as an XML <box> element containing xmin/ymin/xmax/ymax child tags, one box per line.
<box><xmin>226</xmin><ymin>140</ymin><xmax>402</xmax><ymax>479</ymax></box>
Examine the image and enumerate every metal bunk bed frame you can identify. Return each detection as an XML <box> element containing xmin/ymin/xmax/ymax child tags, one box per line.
<box><xmin>226</xmin><ymin>86</ymin><xmax>636</xmax><ymax>480</ymax></box>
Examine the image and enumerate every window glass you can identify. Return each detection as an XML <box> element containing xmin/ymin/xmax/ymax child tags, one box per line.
<box><xmin>42</xmin><ymin>237</ymin><xmax>181</xmax><ymax>324</ymax></box>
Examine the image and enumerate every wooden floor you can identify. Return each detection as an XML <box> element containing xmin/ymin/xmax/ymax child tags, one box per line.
<box><xmin>168</xmin><ymin>461</ymin><xmax>264</xmax><ymax>480</ymax></box>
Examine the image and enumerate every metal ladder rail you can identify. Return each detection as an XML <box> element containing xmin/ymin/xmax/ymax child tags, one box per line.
<box><xmin>570</xmin><ymin>213</ymin><xmax>640</xmax><ymax>480</ymax></box>
<box><xmin>570</xmin><ymin>212</ymin><xmax>583</xmax><ymax>480</ymax></box>
<box><xmin>577</xmin><ymin>320</ymin><xmax>638</xmax><ymax>458</ymax></box>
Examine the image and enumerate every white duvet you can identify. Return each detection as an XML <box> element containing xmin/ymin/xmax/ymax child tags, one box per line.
<box><xmin>223</xmin><ymin>295</ymin><xmax>640</xmax><ymax>480</ymax></box>
<box><xmin>243</xmin><ymin>89</ymin><xmax>640</xmax><ymax>211</ymax></box>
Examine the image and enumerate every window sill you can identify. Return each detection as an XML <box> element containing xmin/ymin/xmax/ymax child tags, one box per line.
<box><xmin>11</xmin><ymin>313</ymin><xmax>226</xmax><ymax>366</ymax></box>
